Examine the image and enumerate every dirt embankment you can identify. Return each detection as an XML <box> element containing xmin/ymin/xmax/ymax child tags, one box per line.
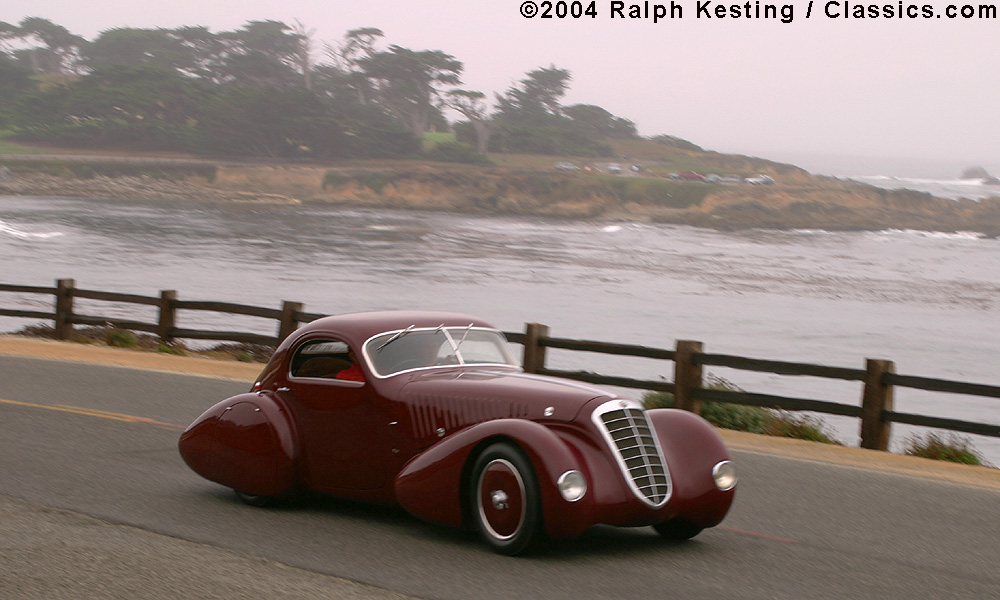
<box><xmin>3</xmin><ymin>159</ymin><xmax>1000</xmax><ymax>234</ymax></box>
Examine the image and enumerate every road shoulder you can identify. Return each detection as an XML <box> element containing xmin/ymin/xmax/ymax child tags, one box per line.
<box><xmin>0</xmin><ymin>335</ymin><xmax>262</xmax><ymax>382</ymax></box>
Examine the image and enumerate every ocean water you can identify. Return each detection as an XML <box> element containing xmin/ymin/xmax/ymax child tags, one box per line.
<box><xmin>848</xmin><ymin>174</ymin><xmax>1000</xmax><ymax>202</ymax></box>
<box><xmin>2</xmin><ymin>193</ymin><xmax>998</xmax><ymax>462</ymax></box>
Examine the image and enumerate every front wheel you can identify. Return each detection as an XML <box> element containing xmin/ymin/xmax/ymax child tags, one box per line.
<box><xmin>653</xmin><ymin>517</ymin><xmax>703</xmax><ymax>541</ymax></box>
<box><xmin>470</xmin><ymin>442</ymin><xmax>542</xmax><ymax>555</ymax></box>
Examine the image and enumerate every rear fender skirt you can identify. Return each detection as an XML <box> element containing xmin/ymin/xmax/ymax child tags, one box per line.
<box><xmin>178</xmin><ymin>393</ymin><xmax>299</xmax><ymax>497</ymax></box>
<box><xmin>647</xmin><ymin>409</ymin><xmax>735</xmax><ymax>527</ymax></box>
<box><xmin>394</xmin><ymin>419</ymin><xmax>593</xmax><ymax>539</ymax></box>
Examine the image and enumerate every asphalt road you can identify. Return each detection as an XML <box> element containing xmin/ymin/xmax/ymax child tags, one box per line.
<box><xmin>2</xmin><ymin>355</ymin><xmax>999</xmax><ymax>600</ymax></box>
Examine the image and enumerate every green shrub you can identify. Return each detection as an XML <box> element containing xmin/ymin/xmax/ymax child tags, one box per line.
<box><xmin>602</xmin><ymin>178</ymin><xmax>709</xmax><ymax>209</ymax></box>
<box><xmin>322</xmin><ymin>171</ymin><xmax>350</xmax><ymax>190</ymax></box>
<box><xmin>643</xmin><ymin>376</ymin><xmax>772</xmax><ymax>434</ymax></box>
<box><xmin>322</xmin><ymin>171</ymin><xmax>397</xmax><ymax>193</ymax></box>
<box><xmin>356</xmin><ymin>172</ymin><xmax>395</xmax><ymax>193</ymax></box>
<box><xmin>156</xmin><ymin>343</ymin><xmax>186</xmax><ymax>356</ymax></box>
<box><xmin>642</xmin><ymin>375</ymin><xmax>840</xmax><ymax>444</ymax></box>
<box><xmin>702</xmin><ymin>400</ymin><xmax>774</xmax><ymax>434</ymax></box>
<box><xmin>104</xmin><ymin>326</ymin><xmax>139</xmax><ymax>348</ymax></box>
<box><xmin>204</xmin><ymin>342</ymin><xmax>274</xmax><ymax>363</ymax></box>
<box><xmin>423</xmin><ymin>131</ymin><xmax>457</xmax><ymax>149</ymax></box>
<box><xmin>902</xmin><ymin>433</ymin><xmax>985</xmax><ymax>466</ymax></box>
<box><xmin>1</xmin><ymin>158</ymin><xmax>216</xmax><ymax>182</ymax></box>
<box><xmin>764</xmin><ymin>412</ymin><xmax>841</xmax><ymax>444</ymax></box>
<box><xmin>424</xmin><ymin>141</ymin><xmax>491</xmax><ymax>165</ymax></box>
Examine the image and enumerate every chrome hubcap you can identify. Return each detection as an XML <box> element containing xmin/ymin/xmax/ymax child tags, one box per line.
<box><xmin>477</xmin><ymin>458</ymin><xmax>525</xmax><ymax>540</ymax></box>
<box><xmin>491</xmin><ymin>490</ymin><xmax>509</xmax><ymax>510</ymax></box>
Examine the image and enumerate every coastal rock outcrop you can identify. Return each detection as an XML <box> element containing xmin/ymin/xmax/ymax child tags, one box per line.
<box><xmin>2</xmin><ymin>158</ymin><xmax>999</xmax><ymax>235</ymax></box>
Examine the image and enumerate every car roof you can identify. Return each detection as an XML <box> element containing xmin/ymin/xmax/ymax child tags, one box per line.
<box><xmin>292</xmin><ymin>310</ymin><xmax>500</xmax><ymax>346</ymax></box>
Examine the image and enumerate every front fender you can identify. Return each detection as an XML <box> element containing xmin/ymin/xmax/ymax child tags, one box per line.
<box><xmin>648</xmin><ymin>409</ymin><xmax>736</xmax><ymax>528</ymax></box>
<box><xmin>178</xmin><ymin>392</ymin><xmax>299</xmax><ymax>497</ymax></box>
<box><xmin>394</xmin><ymin>418</ymin><xmax>593</xmax><ymax>539</ymax></box>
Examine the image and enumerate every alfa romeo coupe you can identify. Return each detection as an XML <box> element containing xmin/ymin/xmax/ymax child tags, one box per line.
<box><xmin>179</xmin><ymin>311</ymin><xmax>737</xmax><ymax>554</ymax></box>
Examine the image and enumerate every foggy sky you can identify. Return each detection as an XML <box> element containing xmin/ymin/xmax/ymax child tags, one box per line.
<box><xmin>6</xmin><ymin>0</ymin><xmax>1000</xmax><ymax>177</ymax></box>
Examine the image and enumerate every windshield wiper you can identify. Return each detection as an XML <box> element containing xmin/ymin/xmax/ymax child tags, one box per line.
<box><xmin>452</xmin><ymin>323</ymin><xmax>474</xmax><ymax>356</ymax></box>
<box><xmin>377</xmin><ymin>324</ymin><xmax>415</xmax><ymax>352</ymax></box>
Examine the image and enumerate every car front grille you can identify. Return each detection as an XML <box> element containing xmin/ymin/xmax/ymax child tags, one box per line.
<box><xmin>594</xmin><ymin>401</ymin><xmax>670</xmax><ymax>507</ymax></box>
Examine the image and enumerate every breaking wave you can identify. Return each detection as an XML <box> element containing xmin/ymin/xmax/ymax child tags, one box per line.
<box><xmin>0</xmin><ymin>219</ymin><xmax>64</xmax><ymax>240</ymax></box>
<box><xmin>850</xmin><ymin>174</ymin><xmax>999</xmax><ymax>201</ymax></box>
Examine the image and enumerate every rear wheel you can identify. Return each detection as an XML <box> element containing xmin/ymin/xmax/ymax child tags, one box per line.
<box><xmin>470</xmin><ymin>443</ymin><xmax>542</xmax><ymax>555</ymax></box>
<box><xmin>653</xmin><ymin>517</ymin><xmax>703</xmax><ymax>541</ymax></box>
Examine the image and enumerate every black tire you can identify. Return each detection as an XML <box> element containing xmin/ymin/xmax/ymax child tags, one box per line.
<box><xmin>233</xmin><ymin>489</ymin><xmax>278</xmax><ymax>507</ymax></box>
<box><xmin>470</xmin><ymin>442</ymin><xmax>542</xmax><ymax>555</ymax></box>
<box><xmin>653</xmin><ymin>517</ymin><xmax>703</xmax><ymax>541</ymax></box>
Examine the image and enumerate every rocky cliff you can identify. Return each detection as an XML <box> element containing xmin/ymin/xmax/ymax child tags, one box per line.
<box><xmin>2</xmin><ymin>158</ymin><xmax>999</xmax><ymax>236</ymax></box>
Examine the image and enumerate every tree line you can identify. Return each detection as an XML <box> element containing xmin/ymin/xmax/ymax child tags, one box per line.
<box><xmin>0</xmin><ymin>18</ymin><xmax>645</xmax><ymax>161</ymax></box>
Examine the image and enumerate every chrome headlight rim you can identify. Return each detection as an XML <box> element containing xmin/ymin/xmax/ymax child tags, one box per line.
<box><xmin>557</xmin><ymin>470</ymin><xmax>587</xmax><ymax>502</ymax></box>
<box><xmin>712</xmin><ymin>460</ymin><xmax>738</xmax><ymax>491</ymax></box>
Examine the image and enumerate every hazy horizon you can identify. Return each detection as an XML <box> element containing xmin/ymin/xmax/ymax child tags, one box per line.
<box><xmin>5</xmin><ymin>1</ymin><xmax>1000</xmax><ymax>178</ymax></box>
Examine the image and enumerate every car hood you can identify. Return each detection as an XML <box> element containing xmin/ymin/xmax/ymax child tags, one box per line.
<box><xmin>399</xmin><ymin>368</ymin><xmax>612</xmax><ymax>429</ymax></box>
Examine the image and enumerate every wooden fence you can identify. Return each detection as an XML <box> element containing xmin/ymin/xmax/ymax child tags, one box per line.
<box><xmin>0</xmin><ymin>279</ymin><xmax>325</xmax><ymax>346</ymax></box>
<box><xmin>2</xmin><ymin>279</ymin><xmax>999</xmax><ymax>453</ymax></box>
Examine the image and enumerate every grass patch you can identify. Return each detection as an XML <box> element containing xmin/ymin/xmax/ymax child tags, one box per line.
<box><xmin>424</xmin><ymin>141</ymin><xmax>491</xmax><ymax>165</ymax></box>
<box><xmin>0</xmin><ymin>157</ymin><xmax>216</xmax><ymax>181</ymax></box>
<box><xmin>323</xmin><ymin>170</ymin><xmax>399</xmax><ymax>194</ymax></box>
<box><xmin>14</xmin><ymin>323</ymin><xmax>271</xmax><ymax>363</ymax></box>
<box><xmin>602</xmin><ymin>177</ymin><xmax>710</xmax><ymax>209</ymax></box>
<box><xmin>0</xmin><ymin>130</ymin><xmax>44</xmax><ymax>155</ymax></box>
<box><xmin>156</xmin><ymin>342</ymin><xmax>186</xmax><ymax>356</ymax></box>
<box><xmin>902</xmin><ymin>432</ymin><xmax>987</xmax><ymax>466</ymax></box>
<box><xmin>104</xmin><ymin>326</ymin><xmax>139</xmax><ymax>348</ymax></box>
<box><xmin>422</xmin><ymin>132</ymin><xmax>457</xmax><ymax>150</ymax></box>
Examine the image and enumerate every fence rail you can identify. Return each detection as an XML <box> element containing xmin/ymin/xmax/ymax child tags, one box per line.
<box><xmin>2</xmin><ymin>279</ymin><xmax>999</xmax><ymax>452</ymax></box>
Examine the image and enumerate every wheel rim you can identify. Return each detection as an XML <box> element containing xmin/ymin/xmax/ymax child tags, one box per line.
<box><xmin>476</xmin><ymin>458</ymin><xmax>526</xmax><ymax>541</ymax></box>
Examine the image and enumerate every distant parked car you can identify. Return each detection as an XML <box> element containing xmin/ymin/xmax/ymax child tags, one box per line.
<box><xmin>607</xmin><ymin>163</ymin><xmax>623</xmax><ymax>174</ymax></box>
<box><xmin>705</xmin><ymin>174</ymin><xmax>743</xmax><ymax>185</ymax></box>
<box><xmin>745</xmin><ymin>174</ymin><xmax>775</xmax><ymax>185</ymax></box>
<box><xmin>674</xmin><ymin>171</ymin><xmax>706</xmax><ymax>182</ymax></box>
<box><xmin>179</xmin><ymin>311</ymin><xmax>738</xmax><ymax>555</ymax></box>
<box><xmin>555</xmin><ymin>161</ymin><xmax>580</xmax><ymax>171</ymax></box>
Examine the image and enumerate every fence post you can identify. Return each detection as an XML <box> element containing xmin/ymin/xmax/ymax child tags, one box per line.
<box><xmin>54</xmin><ymin>278</ymin><xmax>75</xmax><ymax>340</ymax></box>
<box><xmin>278</xmin><ymin>301</ymin><xmax>303</xmax><ymax>343</ymax></box>
<box><xmin>522</xmin><ymin>323</ymin><xmax>550</xmax><ymax>373</ymax></box>
<box><xmin>158</xmin><ymin>290</ymin><xmax>177</xmax><ymax>342</ymax></box>
<box><xmin>674</xmin><ymin>340</ymin><xmax>704</xmax><ymax>414</ymax></box>
<box><xmin>860</xmin><ymin>359</ymin><xmax>895</xmax><ymax>451</ymax></box>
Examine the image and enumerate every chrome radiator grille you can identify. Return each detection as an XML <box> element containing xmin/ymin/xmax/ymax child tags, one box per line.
<box><xmin>594</xmin><ymin>401</ymin><xmax>670</xmax><ymax>507</ymax></box>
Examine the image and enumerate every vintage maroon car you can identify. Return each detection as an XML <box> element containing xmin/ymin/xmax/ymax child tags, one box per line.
<box><xmin>179</xmin><ymin>311</ymin><xmax>737</xmax><ymax>554</ymax></box>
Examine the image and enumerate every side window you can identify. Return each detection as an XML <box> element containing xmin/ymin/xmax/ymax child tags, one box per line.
<box><xmin>290</xmin><ymin>340</ymin><xmax>356</xmax><ymax>380</ymax></box>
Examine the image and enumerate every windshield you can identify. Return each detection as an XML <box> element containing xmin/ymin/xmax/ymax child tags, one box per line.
<box><xmin>363</xmin><ymin>326</ymin><xmax>517</xmax><ymax>377</ymax></box>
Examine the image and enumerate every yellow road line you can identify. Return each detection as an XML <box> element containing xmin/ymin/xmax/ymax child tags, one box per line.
<box><xmin>0</xmin><ymin>397</ymin><xmax>184</xmax><ymax>429</ymax></box>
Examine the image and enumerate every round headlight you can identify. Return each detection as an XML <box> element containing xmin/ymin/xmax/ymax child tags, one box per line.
<box><xmin>712</xmin><ymin>460</ymin><xmax>737</xmax><ymax>491</ymax></box>
<box><xmin>557</xmin><ymin>470</ymin><xmax>587</xmax><ymax>502</ymax></box>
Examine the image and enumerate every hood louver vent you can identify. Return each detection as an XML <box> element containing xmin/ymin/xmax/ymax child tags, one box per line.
<box><xmin>408</xmin><ymin>394</ymin><xmax>529</xmax><ymax>441</ymax></box>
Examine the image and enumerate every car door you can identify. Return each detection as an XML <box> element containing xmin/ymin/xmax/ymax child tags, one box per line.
<box><xmin>283</xmin><ymin>338</ymin><xmax>388</xmax><ymax>493</ymax></box>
